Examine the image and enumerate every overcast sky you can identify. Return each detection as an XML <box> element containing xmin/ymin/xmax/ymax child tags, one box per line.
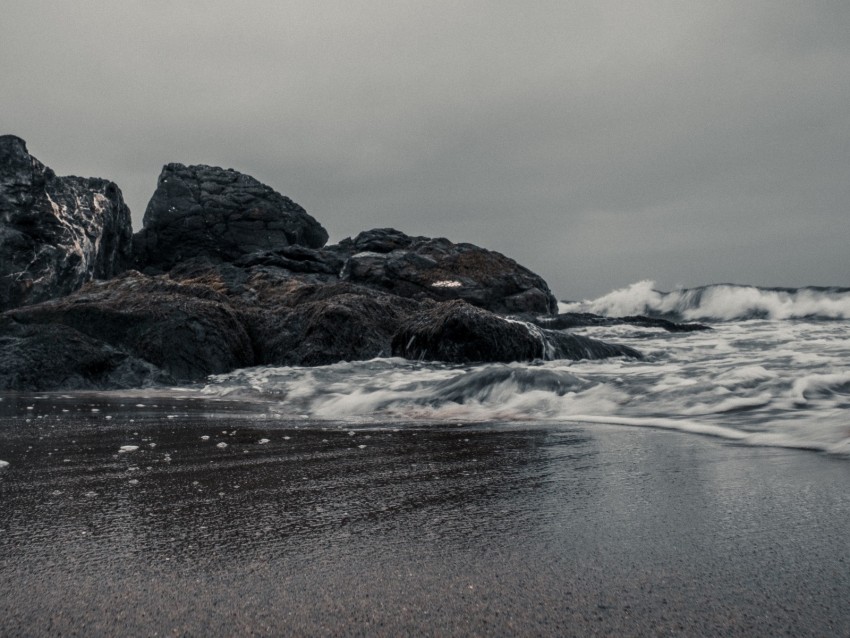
<box><xmin>3</xmin><ymin>1</ymin><xmax>848</xmax><ymax>299</ymax></box>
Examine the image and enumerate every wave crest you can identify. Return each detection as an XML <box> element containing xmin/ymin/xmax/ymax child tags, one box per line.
<box><xmin>560</xmin><ymin>281</ymin><xmax>850</xmax><ymax>321</ymax></box>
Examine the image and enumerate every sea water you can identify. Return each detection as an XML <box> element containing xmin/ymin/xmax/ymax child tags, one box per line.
<box><xmin>182</xmin><ymin>282</ymin><xmax>849</xmax><ymax>457</ymax></box>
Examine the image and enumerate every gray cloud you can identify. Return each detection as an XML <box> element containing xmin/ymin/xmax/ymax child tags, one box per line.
<box><xmin>3</xmin><ymin>0</ymin><xmax>848</xmax><ymax>298</ymax></box>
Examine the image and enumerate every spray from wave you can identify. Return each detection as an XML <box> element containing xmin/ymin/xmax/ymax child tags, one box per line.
<box><xmin>559</xmin><ymin>280</ymin><xmax>850</xmax><ymax>321</ymax></box>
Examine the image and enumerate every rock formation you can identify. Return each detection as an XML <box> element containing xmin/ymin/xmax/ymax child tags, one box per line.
<box><xmin>0</xmin><ymin>137</ymin><xmax>657</xmax><ymax>391</ymax></box>
<box><xmin>235</xmin><ymin>228</ymin><xmax>558</xmax><ymax>315</ymax></box>
<box><xmin>0</xmin><ymin>135</ymin><xmax>132</xmax><ymax>311</ymax></box>
<box><xmin>133</xmin><ymin>163</ymin><xmax>328</xmax><ymax>271</ymax></box>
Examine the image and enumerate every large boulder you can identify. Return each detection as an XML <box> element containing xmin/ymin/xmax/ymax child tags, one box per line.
<box><xmin>133</xmin><ymin>163</ymin><xmax>329</xmax><ymax>271</ymax></box>
<box><xmin>339</xmin><ymin>229</ymin><xmax>558</xmax><ymax>315</ymax></box>
<box><xmin>0</xmin><ymin>135</ymin><xmax>133</xmax><ymax>311</ymax></box>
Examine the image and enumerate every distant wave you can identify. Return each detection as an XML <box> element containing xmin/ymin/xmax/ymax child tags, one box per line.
<box><xmin>559</xmin><ymin>281</ymin><xmax>850</xmax><ymax>321</ymax></box>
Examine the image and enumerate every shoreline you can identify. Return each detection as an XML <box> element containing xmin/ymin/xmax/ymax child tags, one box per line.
<box><xmin>1</xmin><ymin>402</ymin><xmax>849</xmax><ymax>635</ymax></box>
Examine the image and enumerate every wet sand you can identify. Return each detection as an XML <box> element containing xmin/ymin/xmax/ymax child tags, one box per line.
<box><xmin>1</xmin><ymin>394</ymin><xmax>849</xmax><ymax>636</ymax></box>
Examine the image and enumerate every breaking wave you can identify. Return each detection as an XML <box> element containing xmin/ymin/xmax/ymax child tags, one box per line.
<box><xmin>193</xmin><ymin>309</ymin><xmax>850</xmax><ymax>457</ymax></box>
<box><xmin>559</xmin><ymin>280</ymin><xmax>850</xmax><ymax>321</ymax></box>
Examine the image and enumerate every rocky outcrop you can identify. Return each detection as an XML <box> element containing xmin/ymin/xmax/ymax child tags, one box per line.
<box><xmin>0</xmin><ymin>135</ymin><xmax>132</xmax><ymax>311</ymax></box>
<box><xmin>208</xmin><ymin>227</ymin><xmax>558</xmax><ymax>315</ymax></box>
<box><xmin>133</xmin><ymin>163</ymin><xmax>328</xmax><ymax>272</ymax></box>
<box><xmin>0</xmin><ymin>138</ymin><xmax>650</xmax><ymax>391</ymax></box>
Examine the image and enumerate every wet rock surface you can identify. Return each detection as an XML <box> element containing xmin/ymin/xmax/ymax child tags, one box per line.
<box><xmin>532</xmin><ymin>312</ymin><xmax>712</xmax><ymax>332</ymax></box>
<box><xmin>392</xmin><ymin>299</ymin><xmax>641</xmax><ymax>364</ymax></box>
<box><xmin>0</xmin><ymin>135</ymin><xmax>132</xmax><ymax>311</ymax></box>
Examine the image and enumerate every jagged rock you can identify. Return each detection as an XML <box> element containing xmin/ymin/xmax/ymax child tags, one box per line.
<box><xmin>0</xmin><ymin>135</ymin><xmax>132</xmax><ymax>311</ymax></box>
<box><xmin>339</xmin><ymin>229</ymin><xmax>557</xmax><ymax>315</ymax></box>
<box><xmin>133</xmin><ymin>163</ymin><xmax>328</xmax><ymax>271</ymax></box>
<box><xmin>168</xmin><ymin>263</ymin><xmax>420</xmax><ymax>365</ymax></box>
<box><xmin>391</xmin><ymin>299</ymin><xmax>640</xmax><ymax>364</ymax></box>
<box><xmin>6</xmin><ymin>271</ymin><xmax>254</xmax><ymax>382</ymax></box>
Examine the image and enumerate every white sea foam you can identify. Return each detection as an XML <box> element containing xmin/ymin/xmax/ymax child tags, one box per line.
<box><xmin>561</xmin><ymin>281</ymin><xmax>850</xmax><ymax>321</ymax></box>
<box><xmin>189</xmin><ymin>309</ymin><xmax>850</xmax><ymax>457</ymax></box>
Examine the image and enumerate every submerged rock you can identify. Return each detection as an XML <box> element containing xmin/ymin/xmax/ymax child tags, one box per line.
<box><xmin>392</xmin><ymin>299</ymin><xmax>640</xmax><ymax>364</ymax></box>
<box><xmin>0</xmin><ymin>135</ymin><xmax>132</xmax><ymax>311</ymax></box>
<box><xmin>532</xmin><ymin>312</ymin><xmax>711</xmax><ymax>332</ymax></box>
<box><xmin>133</xmin><ymin>163</ymin><xmax>328</xmax><ymax>271</ymax></box>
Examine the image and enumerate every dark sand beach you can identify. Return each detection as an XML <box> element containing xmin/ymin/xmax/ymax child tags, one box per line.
<box><xmin>1</xmin><ymin>394</ymin><xmax>849</xmax><ymax>636</ymax></box>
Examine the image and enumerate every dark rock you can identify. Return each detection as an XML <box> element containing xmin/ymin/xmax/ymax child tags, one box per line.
<box><xmin>392</xmin><ymin>299</ymin><xmax>640</xmax><ymax>364</ymax></box>
<box><xmin>0</xmin><ymin>316</ymin><xmax>170</xmax><ymax>391</ymax></box>
<box><xmin>350</xmin><ymin>227</ymin><xmax>418</xmax><ymax>253</ymax></box>
<box><xmin>168</xmin><ymin>262</ymin><xmax>419</xmax><ymax>366</ymax></box>
<box><xmin>6</xmin><ymin>271</ymin><xmax>254</xmax><ymax>382</ymax></box>
<box><xmin>133</xmin><ymin>163</ymin><xmax>328</xmax><ymax>271</ymax></box>
<box><xmin>544</xmin><ymin>329</ymin><xmax>643</xmax><ymax>360</ymax></box>
<box><xmin>248</xmin><ymin>282</ymin><xmax>422</xmax><ymax>366</ymax></box>
<box><xmin>534</xmin><ymin>312</ymin><xmax>711</xmax><ymax>332</ymax></box>
<box><xmin>234</xmin><ymin>245</ymin><xmax>345</xmax><ymax>276</ymax></box>
<box><xmin>340</xmin><ymin>229</ymin><xmax>557</xmax><ymax>315</ymax></box>
<box><xmin>0</xmin><ymin>259</ymin><xmax>643</xmax><ymax>390</ymax></box>
<box><xmin>0</xmin><ymin>135</ymin><xmax>133</xmax><ymax>311</ymax></box>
